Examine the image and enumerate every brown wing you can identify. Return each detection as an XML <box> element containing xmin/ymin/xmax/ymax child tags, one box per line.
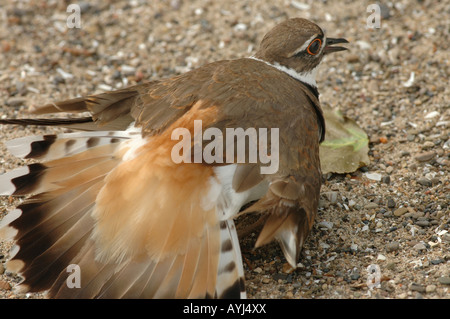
<box><xmin>28</xmin><ymin>58</ymin><xmax>324</xmax><ymax>141</ymax></box>
<box><xmin>199</xmin><ymin>59</ymin><xmax>323</xmax><ymax>267</ymax></box>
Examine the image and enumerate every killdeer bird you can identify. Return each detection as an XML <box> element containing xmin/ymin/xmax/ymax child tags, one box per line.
<box><xmin>0</xmin><ymin>18</ymin><xmax>348</xmax><ymax>298</ymax></box>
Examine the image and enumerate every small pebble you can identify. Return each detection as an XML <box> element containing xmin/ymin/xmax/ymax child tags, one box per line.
<box><xmin>410</xmin><ymin>283</ymin><xmax>425</xmax><ymax>292</ymax></box>
<box><xmin>120</xmin><ymin>65</ymin><xmax>136</xmax><ymax>76</ymax></box>
<box><xmin>421</xmin><ymin>141</ymin><xmax>435</xmax><ymax>149</ymax></box>
<box><xmin>442</xmin><ymin>234</ymin><xmax>450</xmax><ymax>243</ymax></box>
<box><xmin>5</xmin><ymin>97</ymin><xmax>27</xmax><ymax>108</ymax></box>
<box><xmin>346</xmin><ymin>54</ymin><xmax>360</xmax><ymax>63</ymax></box>
<box><xmin>415</xmin><ymin>152</ymin><xmax>436</xmax><ymax>162</ymax></box>
<box><xmin>368</xmin><ymin>79</ymin><xmax>379</xmax><ymax>91</ymax></box>
<box><xmin>415</xmin><ymin>292</ymin><xmax>424</xmax><ymax>299</ymax></box>
<box><xmin>365</xmin><ymin>202</ymin><xmax>379</xmax><ymax>210</ymax></box>
<box><xmin>323</xmin><ymin>191</ymin><xmax>338</xmax><ymax>204</ymax></box>
<box><xmin>425</xmin><ymin>285</ymin><xmax>436</xmax><ymax>293</ymax></box>
<box><xmin>273</xmin><ymin>273</ymin><xmax>287</xmax><ymax>281</ymax></box>
<box><xmin>377</xmin><ymin>254</ymin><xmax>386</xmax><ymax>261</ymax></box>
<box><xmin>407</xmin><ymin>134</ymin><xmax>416</xmax><ymax>142</ymax></box>
<box><xmin>424</xmin><ymin>111</ymin><xmax>440</xmax><ymax>119</ymax></box>
<box><xmin>400</xmin><ymin>151</ymin><xmax>410</xmax><ymax>157</ymax></box>
<box><xmin>387</xmin><ymin>198</ymin><xmax>396</xmax><ymax>208</ymax></box>
<box><xmin>293</xmin><ymin>282</ymin><xmax>302</xmax><ymax>289</ymax></box>
<box><xmin>394</xmin><ymin>207</ymin><xmax>408</xmax><ymax>216</ymax></box>
<box><xmin>56</xmin><ymin>68</ymin><xmax>74</xmax><ymax>80</ymax></box>
<box><xmin>415</xmin><ymin>220</ymin><xmax>430</xmax><ymax>227</ymax></box>
<box><xmin>417</xmin><ymin>178</ymin><xmax>432</xmax><ymax>187</ymax></box>
<box><xmin>52</xmin><ymin>75</ymin><xmax>65</xmax><ymax>85</ymax></box>
<box><xmin>438</xmin><ymin>277</ymin><xmax>450</xmax><ymax>285</ymax></box>
<box><xmin>430</xmin><ymin>177</ymin><xmax>440</xmax><ymax>185</ymax></box>
<box><xmin>386</xmin><ymin>241</ymin><xmax>400</xmax><ymax>252</ymax></box>
<box><xmin>350</xmin><ymin>269</ymin><xmax>360</xmax><ymax>280</ymax></box>
<box><xmin>386</xmin><ymin>262</ymin><xmax>396</xmax><ymax>270</ymax></box>
<box><xmin>253</xmin><ymin>267</ymin><xmax>263</xmax><ymax>274</ymax></box>
<box><xmin>365</xmin><ymin>172</ymin><xmax>382</xmax><ymax>181</ymax></box>
<box><xmin>413</xmin><ymin>243</ymin><xmax>426</xmax><ymax>251</ymax></box>
<box><xmin>282</xmin><ymin>263</ymin><xmax>295</xmax><ymax>274</ymax></box>
<box><xmin>111</xmin><ymin>70</ymin><xmax>122</xmax><ymax>80</ymax></box>
<box><xmin>412</xmin><ymin>211</ymin><xmax>424</xmax><ymax>219</ymax></box>
<box><xmin>318</xmin><ymin>221</ymin><xmax>334</xmax><ymax>229</ymax></box>
<box><xmin>379</xmin><ymin>3</ymin><xmax>391</xmax><ymax>19</ymax></box>
<box><xmin>0</xmin><ymin>280</ymin><xmax>11</xmax><ymax>291</ymax></box>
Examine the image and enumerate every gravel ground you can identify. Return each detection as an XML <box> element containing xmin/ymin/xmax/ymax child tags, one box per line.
<box><xmin>0</xmin><ymin>0</ymin><xmax>448</xmax><ymax>299</ymax></box>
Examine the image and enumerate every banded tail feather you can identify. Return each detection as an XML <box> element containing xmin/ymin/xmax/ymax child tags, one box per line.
<box><xmin>215</xmin><ymin>220</ymin><xmax>246</xmax><ymax>298</ymax></box>
<box><xmin>0</xmin><ymin>129</ymin><xmax>135</xmax><ymax>295</ymax></box>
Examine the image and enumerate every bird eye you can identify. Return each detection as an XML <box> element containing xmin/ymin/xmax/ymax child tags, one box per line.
<box><xmin>307</xmin><ymin>38</ymin><xmax>322</xmax><ymax>55</ymax></box>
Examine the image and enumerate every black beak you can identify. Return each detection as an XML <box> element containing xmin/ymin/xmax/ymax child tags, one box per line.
<box><xmin>324</xmin><ymin>37</ymin><xmax>349</xmax><ymax>54</ymax></box>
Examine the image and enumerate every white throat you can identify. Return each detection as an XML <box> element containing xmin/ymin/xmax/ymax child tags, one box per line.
<box><xmin>249</xmin><ymin>56</ymin><xmax>318</xmax><ymax>88</ymax></box>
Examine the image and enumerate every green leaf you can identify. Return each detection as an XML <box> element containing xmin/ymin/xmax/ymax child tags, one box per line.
<box><xmin>319</xmin><ymin>105</ymin><xmax>370</xmax><ymax>174</ymax></box>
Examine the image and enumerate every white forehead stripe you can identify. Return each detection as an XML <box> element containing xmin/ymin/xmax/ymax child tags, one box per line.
<box><xmin>290</xmin><ymin>34</ymin><xmax>318</xmax><ymax>56</ymax></box>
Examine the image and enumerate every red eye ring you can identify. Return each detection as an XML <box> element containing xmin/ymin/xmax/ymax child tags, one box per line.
<box><xmin>307</xmin><ymin>38</ymin><xmax>322</xmax><ymax>55</ymax></box>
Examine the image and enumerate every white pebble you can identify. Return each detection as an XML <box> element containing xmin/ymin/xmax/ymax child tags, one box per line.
<box><xmin>377</xmin><ymin>254</ymin><xmax>386</xmax><ymax>261</ymax></box>
<box><xmin>318</xmin><ymin>221</ymin><xmax>334</xmax><ymax>229</ymax></box>
<box><xmin>121</xmin><ymin>65</ymin><xmax>136</xmax><ymax>76</ymax></box>
<box><xmin>356</xmin><ymin>40</ymin><xmax>371</xmax><ymax>50</ymax></box>
<box><xmin>424</xmin><ymin>111</ymin><xmax>440</xmax><ymax>119</ymax></box>
<box><xmin>291</xmin><ymin>1</ymin><xmax>310</xmax><ymax>10</ymax></box>
<box><xmin>403</xmin><ymin>72</ymin><xmax>415</xmax><ymax>87</ymax></box>
<box><xmin>27</xmin><ymin>87</ymin><xmax>40</xmax><ymax>94</ymax></box>
<box><xmin>234</xmin><ymin>23</ymin><xmax>247</xmax><ymax>32</ymax></box>
<box><xmin>56</xmin><ymin>68</ymin><xmax>74</xmax><ymax>80</ymax></box>
<box><xmin>253</xmin><ymin>267</ymin><xmax>263</xmax><ymax>274</ymax></box>
<box><xmin>86</xmin><ymin>70</ymin><xmax>96</xmax><ymax>76</ymax></box>
<box><xmin>365</xmin><ymin>172</ymin><xmax>382</xmax><ymax>181</ymax></box>
<box><xmin>98</xmin><ymin>84</ymin><xmax>113</xmax><ymax>91</ymax></box>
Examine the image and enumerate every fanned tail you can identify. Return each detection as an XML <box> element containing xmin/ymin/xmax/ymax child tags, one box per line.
<box><xmin>0</xmin><ymin>130</ymin><xmax>133</xmax><ymax>294</ymax></box>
